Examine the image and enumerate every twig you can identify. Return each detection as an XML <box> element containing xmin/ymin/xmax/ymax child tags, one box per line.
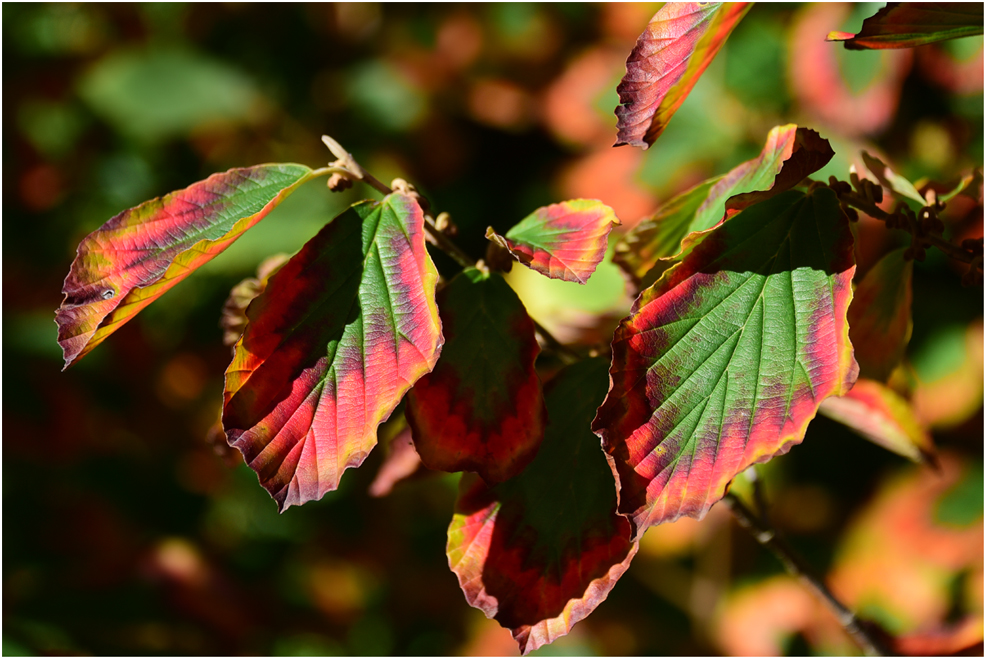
<box><xmin>320</xmin><ymin>134</ymin><xmax>578</xmax><ymax>361</ymax></box>
<box><xmin>839</xmin><ymin>190</ymin><xmax>979</xmax><ymax>266</ymax></box>
<box><xmin>723</xmin><ymin>493</ymin><xmax>889</xmax><ymax>657</ymax></box>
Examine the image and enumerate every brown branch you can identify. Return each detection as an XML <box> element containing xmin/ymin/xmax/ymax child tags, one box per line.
<box><xmin>839</xmin><ymin>190</ymin><xmax>980</xmax><ymax>266</ymax></box>
<box><xmin>724</xmin><ymin>493</ymin><xmax>889</xmax><ymax>657</ymax></box>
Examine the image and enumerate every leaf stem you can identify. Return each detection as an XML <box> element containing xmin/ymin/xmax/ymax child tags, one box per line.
<box><xmin>723</xmin><ymin>492</ymin><xmax>889</xmax><ymax>657</ymax></box>
<box><xmin>319</xmin><ymin>134</ymin><xmax>579</xmax><ymax>361</ymax></box>
<box><xmin>839</xmin><ymin>190</ymin><xmax>980</xmax><ymax>266</ymax></box>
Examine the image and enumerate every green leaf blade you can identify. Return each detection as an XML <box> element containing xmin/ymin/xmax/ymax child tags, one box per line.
<box><xmin>447</xmin><ymin>358</ymin><xmax>637</xmax><ymax>655</ymax></box>
<box><xmin>594</xmin><ymin>189</ymin><xmax>858</xmax><ymax>536</ymax></box>
<box><xmin>827</xmin><ymin>3</ymin><xmax>984</xmax><ymax>50</ymax></box>
<box><xmin>222</xmin><ymin>194</ymin><xmax>443</xmax><ymax>511</ymax></box>
<box><xmin>406</xmin><ymin>268</ymin><xmax>546</xmax><ymax>483</ymax></box>
<box><xmin>614</xmin><ymin>125</ymin><xmax>834</xmax><ymax>291</ymax></box>
<box><xmin>55</xmin><ymin>163</ymin><xmax>315</xmax><ymax>368</ymax></box>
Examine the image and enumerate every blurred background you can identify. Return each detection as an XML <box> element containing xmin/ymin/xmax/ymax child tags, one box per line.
<box><xmin>3</xmin><ymin>3</ymin><xmax>982</xmax><ymax>655</ymax></box>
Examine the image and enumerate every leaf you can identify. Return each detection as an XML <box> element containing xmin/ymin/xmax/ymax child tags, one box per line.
<box><xmin>848</xmin><ymin>248</ymin><xmax>913</xmax><ymax>382</ymax></box>
<box><xmin>614</xmin><ymin>125</ymin><xmax>834</xmax><ymax>290</ymax></box>
<box><xmin>220</xmin><ymin>253</ymin><xmax>291</xmax><ymax>348</ymax></box>
<box><xmin>826</xmin><ymin>3</ymin><xmax>984</xmax><ymax>50</ymax></box>
<box><xmin>368</xmin><ymin>425</ymin><xmax>424</xmax><ymax>498</ymax></box>
<box><xmin>861</xmin><ymin>151</ymin><xmax>926</xmax><ymax>205</ymax></box>
<box><xmin>485</xmin><ymin>200</ymin><xmax>620</xmax><ymax>284</ymax></box>
<box><xmin>594</xmin><ymin>189</ymin><xmax>858</xmax><ymax>536</ymax></box>
<box><xmin>55</xmin><ymin>164</ymin><xmax>315</xmax><ymax>368</ymax></box>
<box><xmin>614</xmin><ymin>2</ymin><xmax>752</xmax><ymax>149</ymax></box>
<box><xmin>406</xmin><ymin>267</ymin><xmax>546</xmax><ymax>483</ymax></box>
<box><xmin>819</xmin><ymin>378</ymin><xmax>936</xmax><ymax>464</ymax></box>
<box><xmin>940</xmin><ymin>168</ymin><xmax>984</xmax><ymax>203</ymax></box>
<box><xmin>447</xmin><ymin>358</ymin><xmax>637</xmax><ymax>655</ymax></box>
<box><xmin>222</xmin><ymin>194</ymin><xmax>443</xmax><ymax>511</ymax></box>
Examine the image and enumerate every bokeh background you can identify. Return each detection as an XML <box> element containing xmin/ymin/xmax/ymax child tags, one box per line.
<box><xmin>3</xmin><ymin>3</ymin><xmax>983</xmax><ymax>656</ymax></box>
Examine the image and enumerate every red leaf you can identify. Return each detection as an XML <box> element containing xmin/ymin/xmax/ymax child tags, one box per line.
<box><xmin>614</xmin><ymin>2</ymin><xmax>751</xmax><ymax>149</ymax></box>
<box><xmin>820</xmin><ymin>378</ymin><xmax>936</xmax><ymax>465</ymax></box>
<box><xmin>55</xmin><ymin>164</ymin><xmax>315</xmax><ymax>368</ymax></box>
<box><xmin>222</xmin><ymin>194</ymin><xmax>442</xmax><ymax>511</ymax></box>
<box><xmin>827</xmin><ymin>3</ymin><xmax>984</xmax><ymax>50</ymax></box>
<box><xmin>848</xmin><ymin>248</ymin><xmax>914</xmax><ymax>382</ymax></box>
<box><xmin>406</xmin><ymin>267</ymin><xmax>546</xmax><ymax>483</ymax></box>
<box><xmin>447</xmin><ymin>358</ymin><xmax>637</xmax><ymax>655</ymax></box>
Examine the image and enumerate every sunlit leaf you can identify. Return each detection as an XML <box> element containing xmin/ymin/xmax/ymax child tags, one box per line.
<box><xmin>447</xmin><ymin>358</ymin><xmax>637</xmax><ymax>655</ymax></box>
<box><xmin>827</xmin><ymin>3</ymin><xmax>984</xmax><ymax>50</ymax></box>
<box><xmin>820</xmin><ymin>378</ymin><xmax>935</xmax><ymax>464</ymax></box>
<box><xmin>56</xmin><ymin>164</ymin><xmax>316</xmax><ymax>369</ymax></box>
<box><xmin>223</xmin><ymin>194</ymin><xmax>443</xmax><ymax>511</ymax></box>
<box><xmin>614</xmin><ymin>2</ymin><xmax>752</xmax><ymax>149</ymax></box>
<box><xmin>862</xmin><ymin>151</ymin><xmax>926</xmax><ymax>204</ymax></box>
<box><xmin>614</xmin><ymin>125</ymin><xmax>834</xmax><ymax>290</ymax></box>
<box><xmin>406</xmin><ymin>267</ymin><xmax>545</xmax><ymax>483</ymax></box>
<box><xmin>848</xmin><ymin>248</ymin><xmax>913</xmax><ymax>382</ymax></box>
<box><xmin>594</xmin><ymin>189</ymin><xmax>858</xmax><ymax>536</ymax></box>
<box><xmin>485</xmin><ymin>200</ymin><xmax>620</xmax><ymax>284</ymax></box>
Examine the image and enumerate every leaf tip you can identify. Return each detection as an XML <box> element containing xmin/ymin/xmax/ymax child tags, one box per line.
<box><xmin>826</xmin><ymin>30</ymin><xmax>855</xmax><ymax>42</ymax></box>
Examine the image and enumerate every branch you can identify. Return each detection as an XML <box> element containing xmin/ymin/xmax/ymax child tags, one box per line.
<box><xmin>724</xmin><ymin>492</ymin><xmax>890</xmax><ymax>657</ymax></box>
<box><xmin>836</xmin><ymin>184</ymin><xmax>983</xmax><ymax>282</ymax></box>
<box><xmin>320</xmin><ymin>135</ymin><xmax>580</xmax><ymax>362</ymax></box>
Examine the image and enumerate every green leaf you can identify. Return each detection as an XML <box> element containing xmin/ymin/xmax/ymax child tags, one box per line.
<box><xmin>819</xmin><ymin>378</ymin><xmax>936</xmax><ymax>464</ymax></box>
<box><xmin>848</xmin><ymin>248</ymin><xmax>913</xmax><ymax>382</ymax></box>
<box><xmin>222</xmin><ymin>194</ymin><xmax>443</xmax><ymax>511</ymax></box>
<box><xmin>940</xmin><ymin>168</ymin><xmax>984</xmax><ymax>203</ymax></box>
<box><xmin>862</xmin><ymin>151</ymin><xmax>926</xmax><ymax>205</ymax></box>
<box><xmin>614</xmin><ymin>125</ymin><xmax>834</xmax><ymax>290</ymax></box>
<box><xmin>78</xmin><ymin>47</ymin><xmax>266</xmax><ymax>142</ymax></box>
<box><xmin>594</xmin><ymin>189</ymin><xmax>858</xmax><ymax>536</ymax></box>
<box><xmin>827</xmin><ymin>3</ymin><xmax>984</xmax><ymax>50</ymax></box>
<box><xmin>55</xmin><ymin>164</ymin><xmax>316</xmax><ymax>368</ymax></box>
<box><xmin>447</xmin><ymin>358</ymin><xmax>637</xmax><ymax>655</ymax></box>
<box><xmin>406</xmin><ymin>267</ymin><xmax>546</xmax><ymax>483</ymax></box>
<box><xmin>615</xmin><ymin>2</ymin><xmax>752</xmax><ymax>149</ymax></box>
<box><xmin>485</xmin><ymin>200</ymin><xmax>620</xmax><ymax>284</ymax></box>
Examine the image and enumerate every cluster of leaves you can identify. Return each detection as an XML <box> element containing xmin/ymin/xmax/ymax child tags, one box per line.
<box><xmin>55</xmin><ymin>3</ymin><xmax>983</xmax><ymax>654</ymax></box>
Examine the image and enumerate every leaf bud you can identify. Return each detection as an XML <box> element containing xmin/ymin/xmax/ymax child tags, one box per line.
<box><xmin>327</xmin><ymin>172</ymin><xmax>353</xmax><ymax>192</ymax></box>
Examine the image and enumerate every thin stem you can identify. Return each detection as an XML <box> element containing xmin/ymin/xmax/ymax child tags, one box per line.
<box><xmin>839</xmin><ymin>190</ymin><xmax>978</xmax><ymax>265</ymax></box>
<box><xmin>319</xmin><ymin>134</ymin><xmax>578</xmax><ymax>360</ymax></box>
<box><xmin>724</xmin><ymin>493</ymin><xmax>889</xmax><ymax>657</ymax></box>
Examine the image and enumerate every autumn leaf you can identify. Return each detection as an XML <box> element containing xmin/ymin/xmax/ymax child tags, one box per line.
<box><xmin>614</xmin><ymin>2</ymin><xmax>751</xmax><ymax>149</ymax></box>
<box><xmin>848</xmin><ymin>248</ymin><xmax>913</xmax><ymax>382</ymax></box>
<box><xmin>595</xmin><ymin>189</ymin><xmax>858</xmax><ymax>536</ymax></box>
<box><xmin>485</xmin><ymin>199</ymin><xmax>620</xmax><ymax>284</ymax></box>
<box><xmin>447</xmin><ymin>357</ymin><xmax>637</xmax><ymax>655</ymax></box>
<box><xmin>55</xmin><ymin>164</ymin><xmax>317</xmax><ymax>368</ymax></box>
<box><xmin>406</xmin><ymin>267</ymin><xmax>546</xmax><ymax>483</ymax></box>
<box><xmin>223</xmin><ymin>194</ymin><xmax>442</xmax><ymax>511</ymax></box>
<box><xmin>819</xmin><ymin>378</ymin><xmax>936</xmax><ymax>464</ymax></box>
<box><xmin>614</xmin><ymin>125</ymin><xmax>834</xmax><ymax>290</ymax></box>
<box><xmin>827</xmin><ymin>3</ymin><xmax>984</xmax><ymax>50</ymax></box>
